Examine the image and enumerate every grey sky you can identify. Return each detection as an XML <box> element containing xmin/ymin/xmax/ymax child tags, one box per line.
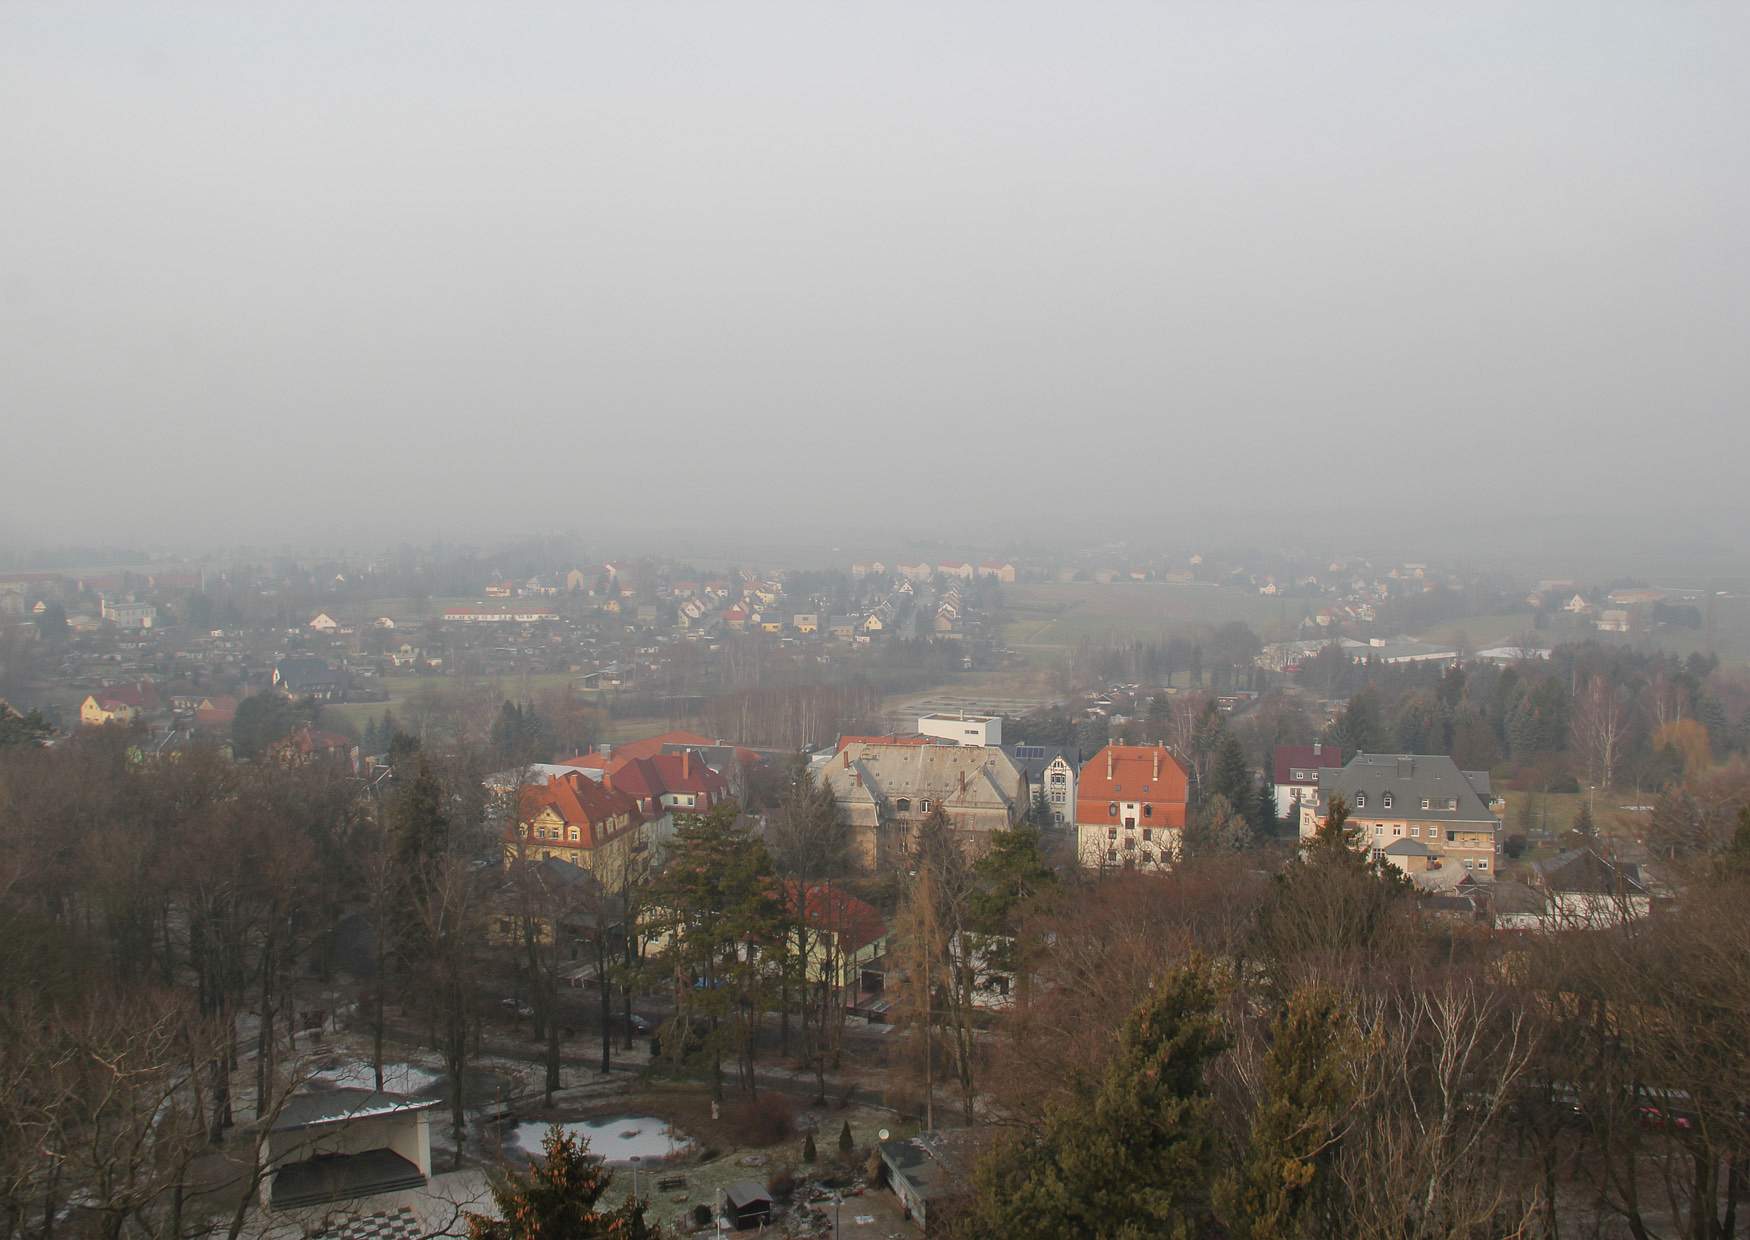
<box><xmin>3</xmin><ymin>2</ymin><xmax>1747</xmax><ymax>556</ymax></box>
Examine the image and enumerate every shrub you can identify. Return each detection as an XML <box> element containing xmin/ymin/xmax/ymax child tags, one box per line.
<box><xmin>692</xmin><ymin>1203</ymin><xmax>712</xmax><ymax>1229</ymax></box>
<box><xmin>838</xmin><ymin>1121</ymin><xmax>854</xmax><ymax>1155</ymax></box>
<box><xmin>802</xmin><ymin>1132</ymin><xmax>817</xmax><ymax>1163</ymax></box>
<box><xmin>740</xmin><ymin>1094</ymin><xmax>795</xmax><ymax>1146</ymax></box>
<box><xmin>767</xmin><ymin>1166</ymin><xmax>798</xmax><ymax>1202</ymax></box>
<box><xmin>1504</xmin><ymin>833</ymin><xmax>1527</xmax><ymax>859</ymax></box>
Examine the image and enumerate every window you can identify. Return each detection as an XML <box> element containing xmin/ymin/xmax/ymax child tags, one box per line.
<box><xmin>1143</xmin><ymin>803</ymin><xmax>1154</xmax><ymax>818</ymax></box>
<box><xmin>1447</xmin><ymin>830</ymin><xmax>1457</xmax><ymax>842</ymax></box>
<box><xmin>1107</xmin><ymin>848</ymin><xmax>1118</xmax><ymax>861</ymax></box>
<box><xmin>920</xmin><ymin>800</ymin><xmax>931</xmax><ymax>813</ymax></box>
<box><xmin>1477</xmin><ymin>860</ymin><xmax>1489</xmax><ymax>870</ymax></box>
<box><xmin>1107</xmin><ymin>827</ymin><xmax>1117</xmax><ymax>840</ymax></box>
<box><xmin>1143</xmin><ymin>828</ymin><xmax>1153</xmax><ymax>842</ymax></box>
<box><xmin>1124</xmin><ymin>817</ymin><xmax>1135</xmax><ymax>829</ymax></box>
<box><xmin>1123</xmin><ymin>838</ymin><xmax>1136</xmax><ymax>850</ymax></box>
<box><xmin>1355</xmin><ymin>794</ymin><xmax>1366</xmax><ymax>808</ymax></box>
<box><xmin>1393</xmin><ymin>826</ymin><xmax>1402</xmax><ymax>837</ymax></box>
<box><xmin>1421</xmin><ymin>798</ymin><xmax>1430</xmax><ymax>810</ymax></box>
<box><xmin>1374</xmin><ymin>825</ymin><xmax>1383</xmax><ymax>835</ymax></box>
<box><xmin>1463</xmin><ymin>858</ymin><xmax>1474</xmax><ymax>869</ymax></box>
<box><xmin>895</xmin><ymin>798</ymin><xmax>911</xmax><ymax>812</ymax></box>
<box><xmin>569</xmin><ymin>827</ymin><xmax>580</xmax><ymax>842</ymax></box>
<box><xmin>1108</xmin><ymin>802</ymin><xmax>1119</xmax><ymax>817</ymax></box>
<box><xmin>1050</xmin><ymin>771</ymin><xmax>1066</xmax><ymax>785</ymax></box>
<box><xmin>1410</xmin><ymin>826</ymin><xmax>1419</xmax><ymax>839</ymax></box>
<box><xmin>1382</xmin><ymin>793</ymin><xmax>1393</xmax><ymax>809</ymax></box>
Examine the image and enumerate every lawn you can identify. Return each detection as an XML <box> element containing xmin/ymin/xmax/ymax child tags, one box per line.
<box><xmin>1001</xmin><ymin>581</ymin><xmax>1311</xmax><ymax>662</ymax></box>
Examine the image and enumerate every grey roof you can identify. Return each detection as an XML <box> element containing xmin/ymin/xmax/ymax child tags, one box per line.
<box><xmin>1483</xmin><ymin>880</ymin><xmax>1549</xmax><ymax>917</ymax></box>
<box><xmin>1318</xmin><ymin>753</ymin><xmax>1498</xmax><ymax>829</ymax></box>
<box><xmin>1533</xmin><ymin>849</ymin><xmax>1646</xmax><ymax>896</ymax></box>
<box><xmin>821</xmin><ymin>743</ymin><xmax>1023</xmax><ymax>814</ymax></box>
<box><xmin>1383</xmin><ymin>837</ymin><xmax>1433</xmax><ymax>856</ymax></box>
<box><xmin>272</xmin><ymin>1089</ymin><xmax>439</xmax><ymax>1132</ymax></box>
<box><xmin>724</xmin><ymin>1181</ymin><xmax>771</xmax><ymax>1208</ymax></box>
<box><xmin>1002</xmin><ymin>743</ymin><xmax>1074</xmax><ymax>782</ymax></box>
<box><xmin>275</xmin><ymin>656</ymin><xmax>344</xmax><ymax>689</ymax></box>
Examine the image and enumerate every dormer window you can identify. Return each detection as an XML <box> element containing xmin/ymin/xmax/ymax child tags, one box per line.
<box><xmin>1143</xmin><ymin>803</ymin><xmax>1154</xmax><ymax>818</ymax></box>
<box><xmin>1355</xmin><ymin>793</ymin><xmax>1366</xmax><ymax>809</ymax></box>
<box><xmin>1421</xmin><ymin>798</ymin><xmax>1430</xmax><ymax>810</ymax></box>
<box><xmin>920</xmin><ymin>799</ymin><xmax>931</xmax><ymax>813</ymax></box>
<box><xmin>1382</xmin><ymin>793</ymin><xmax>1393</xmax><ymax>810</ymax></box>
<box><xmin>1108</xmin><ymin>802</ymin><xmax>1119</xmax><ymax>817</ymax></box>
<box><xmin>896</xmin><ymin>797</ymin><xmax>911</xmax><ymax>812</ymax></box>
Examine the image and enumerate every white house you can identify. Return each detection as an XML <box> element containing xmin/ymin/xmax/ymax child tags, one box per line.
<box><xmin>308</xmin><ymin>612</ymin><xmax>340</xmax><ymax>632</ymax></box>
<box><xmin>918</xmin><ymin>712</ymin><xmax>1002</xmax><ymax>748</ymax></box>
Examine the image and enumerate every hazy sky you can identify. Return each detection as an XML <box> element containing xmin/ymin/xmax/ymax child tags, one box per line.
<box><xmin>3</xmin><ymin>2</ymin><xmax>1747</xmax><ymax>557</ymax></box>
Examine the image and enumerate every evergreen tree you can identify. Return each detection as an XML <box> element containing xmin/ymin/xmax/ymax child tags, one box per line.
<box><xmin>838</xmin><ymin>1121</ymin><xmax>854</xmax><ymax>1156</ymax></box>
<box><xmin>955</xmin><ymin>962</ymin><xmax>1227</xmax><ymax>1239</ymax></box>
<box><xmin>802</xmin><ymin>1131</ymin><xmax>817</xmax><ymax>1163</ymax></box>
<box><xmin>1217</xmin><ymin>987</ymin><xmax>1358</xmax><ymax>1238</ymax></box>
<box><xmin>466</xmin><ymin>1124</ymin><xmax>655</xmax><ymax>1239</ymax></box>
<box><xmin>1325</xmin><ymin>689</ymin><xmax>1386</xmax><ymax>755</ymax></box>
<box><xmin>1182</xmin><ymin>793</ymin><xmax>1255</xmax><ymax>858</ymax></box>
<box><xmin>1572</xmin><ymin>800</ymin><xmax>1596</xmax><ymax>839</ymax></box>
<box><xmin>1253</xmin><ymin>770</ymin><xmax>1279</xmax><ymax>837</ymax></box>
<box><xmin>1212</xmin><ymin>733</ymin><xmax>1254</xmax><ymax>811</ymax></box>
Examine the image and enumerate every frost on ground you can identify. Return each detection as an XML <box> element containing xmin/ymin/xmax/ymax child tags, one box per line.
<box><xmin>311</xmin><ymin>1060</ymin><xmax>442</xmax><ymax>1094</ymax></box>
<box><xmin>512</xmin><ymin>1116</ymin><xmax>691</xmax><ymax>1163</ymax></box>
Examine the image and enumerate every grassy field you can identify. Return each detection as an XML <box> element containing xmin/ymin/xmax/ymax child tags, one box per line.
<box><xmin>319</xmin><ymin>671</ymin><xmax>585</xmax><ymax>731</ymax></box>
<box><xmin>1001</xmin><ymin>581</ymin><xmax>1311</xmax><ymax>664</ymax></box>
<box><xmin>1411</xmin><ymin>613</ymin><xmax>1539</xmax><ymax>651</ymax></box>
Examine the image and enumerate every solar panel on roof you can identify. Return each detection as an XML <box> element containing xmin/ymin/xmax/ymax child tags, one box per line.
<box><xmin>1014</xmin><ymin>745</ymin><xmax>1045</xmax><ymax>759</ymax></box>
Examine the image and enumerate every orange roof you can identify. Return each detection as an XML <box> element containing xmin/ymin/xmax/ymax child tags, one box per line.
<box><xmin>562</xmin><ymin>730</ymin><xmax>722</xmax><ymax>769</ymax></box>
<box><xmin>517</xmin><ymin>772</ymin><xmax>642</xmax><ymax>850</ymax></box>
<box><xmin>783</xmin><ymin>881</ymin><xmax>887</xmax><ymax>951</ymax></box>
<box><xmin>1076</xmin><ymin>743</ymin><xmax>1190</xmax><ymax>825</ymax></box>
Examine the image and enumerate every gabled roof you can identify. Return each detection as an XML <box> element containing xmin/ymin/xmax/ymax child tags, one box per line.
<box><xmin>1533</xmin><ymin>848</ymin><xmax>1646</xmax><ymax>897</ymax></box>
<box><xmin>1383</xmin><ymin>837</ymin><xmax>1433</xmax><ymax>856</ymax></box>
<box><xmin>1076</xmin><ymin>744</ymin><xmax>1190</xmax><ymax>818</ymax></box>
<box><xmin>271</xmin><ymin>1089</ymin><xmax>438</xmax><ymax>1132</ymax></box>
<box><xmin>821</xmin><ymin>743</ymin><xmax>1023</xmax><ymax>813</ymax></box>
<box><xmin>784</xmin><ymin>881</ymin><xmax>887</xmax><ymax>951</ymax></box>
<box><xmin>564</xmin><ymin>730</ymin><xmax>721</xmax><ymax>768</ymax></box>
<box><xmin>517</xmin><ymin>772</ymin><xmax>642</xmax><ymax>849</ymax></box>
<box><xmin>605</xmin><ymin>752</ymin><xmax>730</xmax><ymax>806</ymax></box>
<box><xmin>1272</xmin><ymin>743</ymin><xmax>1342</xmax><ymax>784</ymax></box>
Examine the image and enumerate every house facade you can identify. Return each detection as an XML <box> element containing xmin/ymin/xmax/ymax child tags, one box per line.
<box><xmin>1299</xmin><ymin>753</ymin><xmax>1501</xmax><ymax>881</ymax></box>
<box><xmin>1074</xmin><ymin>743</ymin><xmax>1191</xmax><ymax>870</ymax></box>
<box><xmin>1272</xmin><ymin>742</ymin><xmax>1343</xmax><ymax>820</ymax></box>
<box><xmin>1005</xmin><ymin>743</ymin><xmax>1077</xmax><ymax>827</ymax></box>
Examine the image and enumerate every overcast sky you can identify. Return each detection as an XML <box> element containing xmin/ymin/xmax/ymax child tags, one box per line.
<box><xmin>3</xmin><ymin>2</ymin><xmax>1746</xmax><ymax>559</ymax></box>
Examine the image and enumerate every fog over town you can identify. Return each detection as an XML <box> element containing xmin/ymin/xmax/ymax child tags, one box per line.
<box><xmin>3</xmin><ymin>5</ymin><xmax>1749</xmax><ymax>1240</ymax></box>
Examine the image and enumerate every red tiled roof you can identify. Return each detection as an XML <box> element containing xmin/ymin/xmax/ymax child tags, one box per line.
<box><xmin>603</xmin><ymin>752</ymin><xmax>730</xmax><ymax>809</ymax></box>
<box><xmin>562</xmin><ymin>730</ymin><xmax>722</xmax><ymax>768</ymax></box>
<box><xmin>784</xmin><ymin>881</ymin><xmax>887</xmax><ymax>951</ymax></box>
<box><xmin>1076</xmin><ymin>743</ymin><xmax>1190</xmax><ymax>827</ymax></box>
<box><xmin>1272</xmin><ymin>744</ymin><xmax>1342</xmax><ymax>785</ymax></box>
<box><xmin>516</xmin><ymin>772</ymin><xmax>643</xmax><ymax>850</ymax></box>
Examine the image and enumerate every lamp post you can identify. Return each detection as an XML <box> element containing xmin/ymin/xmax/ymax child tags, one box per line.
<box><xmin>833</xmin><ymin>1192</ymin><xmax>842</xmax><ymax>1239</ymax></box>
<box><xmin>629</xmin><ymin>1155</ymin><xmax>640</xmax><ymax>1207</ymax></box>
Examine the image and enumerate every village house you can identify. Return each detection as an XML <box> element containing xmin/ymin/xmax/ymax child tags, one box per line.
<box><xmin>1074</xmin><ymin>743</ymin><xmax>1191</xmax><ymax>871</ymax></box>
<box><xmin>1300</xmin><ymin>752</ymin><xmax>1501</xmax><ymax>882</ymax></box>
<box><xmin>1004</xmin><ymin>743</ymin><xmax>1077</xmax><ymax>827</ymax></box>
<box><xmin>783</xmin><ymin>881</ymin><xmax>888</xmax><ymax>992</ymax></box>
<box><xmin>79</xmin><ymin>680</ymin><xmax>161</xmax><ymax>727</ymax></box>
<box><xmin>1529</xmin><ymin>847</ymin><xmax>1651</xmax><ymax>928</ymax></box>
<box><xmin>506</xmin><ymin>771</ymin><xmax>648</xmax><ymax>875</ymax></box>
<box><xmin>819</xmin><ymin>742</ymin><xmax>1025</xmax><ymax>869</ymax></box>
<box><xmin>273</xmin><ymin>656</ymin><xmax>347</xmax><ymax>701</ymax></box>
<box><xmin>1271</xmin><ymin>742</ymin><xmax>1343</xmax><ymax>820</ymax></box>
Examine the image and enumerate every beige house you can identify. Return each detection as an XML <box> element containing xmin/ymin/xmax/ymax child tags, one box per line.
<box><xmin>1299</xmin><ymin>753</ymin><xmax>1501</xmax><ymax>882</ymax></box>
<box><xmin>819</xmin><ymin>742</ymin><xmax>1024</xmax><ymax>869</ymax></box>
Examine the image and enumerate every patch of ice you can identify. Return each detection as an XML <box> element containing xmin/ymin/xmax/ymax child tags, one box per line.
<box><xmin>311</xmin><ymin>1060</ymin><xmax>441</xmax><ymax>1094</ymax></box>
<box><xmin>513</xmin><ymin>1116</ymin><xmax>690</xmax><ymax>1163</ymax></box>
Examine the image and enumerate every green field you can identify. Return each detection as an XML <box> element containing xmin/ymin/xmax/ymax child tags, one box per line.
<box><xmin>320</xmin><ymin>671</ymin><xmax>584</xmax><ymax>731</ymax></box>
<box><xmin>1001</xmin><ymin>581</ymin><xmax>1311</xmax><ymax>664</ymax></box>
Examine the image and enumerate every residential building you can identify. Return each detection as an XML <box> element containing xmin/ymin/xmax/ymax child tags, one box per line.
<box><xmin>1271</xmin><ymin>742</ymin><xmax>1343</xmax><ymax>820</ymax></box>
<box><xmin>79</xmin><ymin>681</ymin><xmax>160</xmax><ymax>726</ymax></box>
<box><xmin>1595</xmin><ymin>609</ymin><xmax>1632</xmax><ymax>633</ymax></box>
<box><xmin>441</xmin><ymin>605</ymin><xmax>558</xmax><ymax>623</ymax></box>
<box><xmin>1299</xmin><ymin>753</ymin><xmax>1501</xmax><ymax>882</ymax></box>
<box><xmin>976</xmin><ymin>561</ymin><xmax>1017</xmax><ymax>583</ymax></box>
<box><xmin>307</xmin><ymin>612</ymin><xmax>340</xmax><ymax>632</ymax></box>
<box><xmin>782</xmin><ymin>881</ymin><xmax>888</xmax><ymax>991</ymax></box>
<box><xmin>1074</xmin><ymin>743</ymin><xmax>1191</xmax><ymax>870</ymax></box>
<box><xmin>101</xmin><ymin>599</ymin><xmax>157</xmax><ymax>629</ymax></box>
<box><xmin>273</xmin><ymin>656</ymin><xmax>346</xmax><ymax>701</ymax></box>
<box><xmin>1005</xmin><ymin>743</ymin><xmax>1077</xmax><ymax>827</ymax></box>
<box><xmin>1529</xmin><ymin>848</ymin><xmax>1651</xmax><ymax>928</ymax></box>
<box><xmin>917</xmin><ymin>711</ymin><xmax>1002</xmax><ymax>748</ymax></box>
<box><xmin>819</xmin><ymin>742</ymin><xmax>1025</xmax><ymax>868</ymax></box>
<box><xmin>507</xmin><ymin>771</ymin><xmax>648</xmax><ymax>876</ymax></box>
<box><xmin>269</xmin><ymin>724</ymin><xmax>359</xmax><ymax>771</ymax></box>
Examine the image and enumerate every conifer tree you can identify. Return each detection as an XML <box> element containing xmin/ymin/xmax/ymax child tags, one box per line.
<box><xmin>954</xmin><ymin>962</ymin><xmax>1227</xmax><ymax>1238</ymax></box>
<box><xmin>466</xmin><ymin>1125</ymin><xmax>656</xmax><ymax>1239</ymax></box>
<box><xmin>1217</xmin><ymin>986</ymin><xmax>1358</xmax><ymax>1238</ymax></box>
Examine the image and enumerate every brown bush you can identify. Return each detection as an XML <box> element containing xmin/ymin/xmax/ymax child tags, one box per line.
<box><xmin>738</xmin><ymin>1093</ymin><xmax>795</xmax><ymax>1146</ymax></box>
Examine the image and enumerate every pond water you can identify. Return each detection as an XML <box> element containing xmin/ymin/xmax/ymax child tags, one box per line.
<box><xmin>513</xmin><ymin>1116</ymin><xmax>690</xmax><ymax>1163</ymax></box>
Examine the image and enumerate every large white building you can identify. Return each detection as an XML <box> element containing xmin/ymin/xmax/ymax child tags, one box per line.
<box><xmin>917</xmin><ymin>712</ymin><xmax>1003</xmax><ymax>747</ymax></box>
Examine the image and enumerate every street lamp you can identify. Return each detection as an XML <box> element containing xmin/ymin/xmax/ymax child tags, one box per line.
<box><xmin>629</xmin><ymin>1155</ymin><xmax>641</xmax><ymax>1207</ymax></box>
<box><xmin>833</xmin><ymin>1192</ymin><xmax>842</xmax><ymax>1239</ymax></box>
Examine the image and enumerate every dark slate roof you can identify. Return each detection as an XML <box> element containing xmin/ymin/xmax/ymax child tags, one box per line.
<box><xmin>275</xmin><ymin>656</ymin><xmax>344</xmax><ymax>689</ymax></box>
<box><xmin>1003</xmin><ymin>743</ymin><xmax>1074</xmax><ymax>782</ymax></box>
<box><xmin>1383</xmin><ymin>837</ymin><xmax>1433</xmax><ymax>856</ymax></box>
<box><xmin>1533</xmin><ymin>849</ymin><xmax>1646</xmax><ymax>896</ymax></box>
<box><xmin>1317</xmin><ymin>753</ymin><xmax>1497</xmax><ymax>828</ymax></box>
<box><xmin>272</xmin><ymin>1089</ymin><xmax>439</xmax><ymax>1132</ymax></box>
<box><xmin>725</xmin><ymin>1181</ymin><xmax>772</xmax><ymax>1209</ymax></box>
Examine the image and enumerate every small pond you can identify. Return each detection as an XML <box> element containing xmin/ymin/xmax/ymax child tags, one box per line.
<box><xmin>513</xmin><ymin>1115</ymin><xmax>691</xmax><ymax>1163</ymax></box>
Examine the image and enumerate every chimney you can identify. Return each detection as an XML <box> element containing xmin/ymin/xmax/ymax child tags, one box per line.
<box><xmin>603</xmin><ymin>771</ymin><xmax>614</xmax><ymax>793</ymax></box>
<box><xmin>959</xmin><ymin>770</ymin><xmax>966</xmax><ymax>794</ymax></box>
<box><xmin>1107</xmin><ymin>749</ymin><xmax>1114</xmax><ymax>779</ymax></box>
<box><xmin>843</xmin><ymin>749</ymin><xmax>850</xmax><ymax>768</ymax></box>
<box><xmin>1153</xmin><ymin>748</ymin><xmax>1160</xmax><ymax>780</ymax></box>
<box><xmin>682</xmin><ymin>750</ymin><xmax>691</xmax><ymax>779</ymax></box>
<box><xmin>853</xmin><ymin>767</ymin><xmax>861</xmax><ymax>788</ymax></box>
